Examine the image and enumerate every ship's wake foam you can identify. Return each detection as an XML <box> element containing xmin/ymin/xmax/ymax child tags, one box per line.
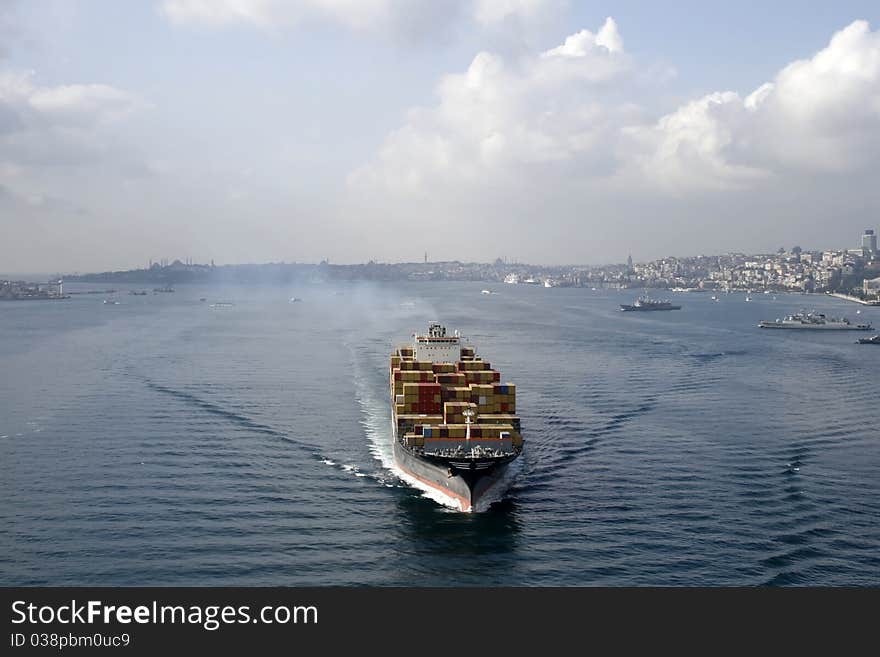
<box><xmin>352</xmin><ymin>352</ymin><xmax>466</xmax><ymax>510</ymax></box>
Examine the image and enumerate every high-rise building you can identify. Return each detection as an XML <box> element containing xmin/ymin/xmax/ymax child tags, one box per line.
<box><xmin>862</xmin><ymin>229</ymin><xmax>877</xmax><ymax>256</ymax></box>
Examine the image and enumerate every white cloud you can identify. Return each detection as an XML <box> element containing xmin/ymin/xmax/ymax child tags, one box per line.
<box><xmin>0</xmin><ymin>69</ymin><xmax>143</xmax><ymax>206</ymax></box>
<box><xmin>159</xmin><ymin>0</ymin><xmax>447</xmax><ymax>32</ymax></box>
<box><xmin>29</xmin><ymin>83</ymin><xmax>139</xmax><ymax>123</ymax></box>
<box><xmin>625</xmin><ymin>92</ymin><xmax>769</xmax><ymax>192</ymax></box>
<box><xmin>542</xmin><ymin>17</ymin><xmax>622</xmax><ymax>56</ymax></box>
<box><xmin>353</xmin><ymin>18</ymin><xmax>880</xmax><ymax>198</ymax></box>
<box><xmin>349</xmin><ymin>18</ymin><xmax>631</xmax><ymax>195</ymax></box>
<box><xmin>159</xmin><ymin>0</ymin><xmax>567</xmax><ymax>34</ymax></box>
<box><xmin>630</xmin><ymin>19</ymin><xmax>880</xmax><ymax>191</ymax></box>
<box><xmin>473</xmin><ymin>0</ymin><xmax>561</xmax><ymax>26</ymax></box>
<box><xmin>160</xmin><ymin>0</ymin><xmax>284</xmax><ymax>28</ymax></box>
<box><xmin>340</xmin><ymin>19</ymin><xmax>880</xmax><ymax>261</ymax></box>
<box><xmin>1</xmin><ymin>70</ymin><xmax>138</xmax><ymax>124</ymax></box>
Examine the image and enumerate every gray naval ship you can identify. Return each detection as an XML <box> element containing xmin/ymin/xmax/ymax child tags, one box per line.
<box><xmin>620</xmin><ymin>296</ymin><xmax>681</xmax><ymax>311</ymax></box>
<box><xmin>758</xmin><ymin>311</ymin><xmax>873</xmax><ymax>330</ymax></box>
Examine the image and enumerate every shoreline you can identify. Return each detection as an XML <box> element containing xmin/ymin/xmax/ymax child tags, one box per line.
<box><xmin>827</xmin><ymin>292</ymin><xmax>880</xmax><ymax>306</ymax></box>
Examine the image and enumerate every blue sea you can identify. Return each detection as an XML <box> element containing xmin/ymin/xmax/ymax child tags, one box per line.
<box><xmin>1</xmin><ymin>282</ymin><xmax>878</xmax><ymax>585</ymax></box>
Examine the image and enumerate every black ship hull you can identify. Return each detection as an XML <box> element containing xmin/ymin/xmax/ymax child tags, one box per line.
<box><xmin>391</xmin><ymin>429</ymin><xmax>517</xmax><ymax>512</ymax></box>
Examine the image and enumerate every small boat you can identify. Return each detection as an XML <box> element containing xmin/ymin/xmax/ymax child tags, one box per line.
<box><xmin>710</xmin><ymin>295</ymin><xmax>718</xmax><ymax>301</ymax></box>
<box><xmin>745</xmin><ymin>296</ymin><xmax>752</xmax><ymax>302</ymax></box>
<box><xmin>103</xmin><ymin>299</ymin><xmax>120</xmax><ymax>305</ymax></box>
<box><xmin>480</xmin><ymin>290</ymin><xmax>492</xmax><ymax>295</ymax></box>
<box><xmin>199</xmin><ymin>297</ymin><xmax>207</xmax><ymax>302</ymax></box>
<box><xmin>290</xmin><ymin>297</ymin><xmax>302</xmax><ymax>303</ymax></box>
<box><xmin>857</xmin><ymin>334</ymin><xmax>880</xmax><ymax>345</ymax></box>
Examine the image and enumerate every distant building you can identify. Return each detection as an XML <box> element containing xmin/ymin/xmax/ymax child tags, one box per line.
<box><xmin>862</xmin><ymin>229</ymin><xmax>877</xmax><ymax>257</ymax></box>
<box><xmin>864</xmin><ymin>276</ymin><xmax>880</xmax><ymax>295</ymax></box>
<box><xmin>846</xmin><ymin>248</ymin><xmax>866</xmax><ymax>261</ymax></box>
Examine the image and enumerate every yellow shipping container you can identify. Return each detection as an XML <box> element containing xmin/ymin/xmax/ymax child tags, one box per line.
<box><xmin>399</xmin><ymin>370</ymin><xmax>432</xmax><ymax>382</ymax></box>
<box><xmin>479</xmin><ymin>424</ymin><xmax>514</xmax><ymax>438</ymax></box>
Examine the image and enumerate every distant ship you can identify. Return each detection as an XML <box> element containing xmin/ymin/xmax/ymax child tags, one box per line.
<box><xmin>856</xmin><ymin>334</ymin><xmax>880</xmax><ymax>344</ymax></box>
<box><xmin>390</xmin><ymin>323</ymin><xmax>523</xmax><ymax>512</ymax></box>
<box><xmin>153</xmin><ymin>286</ymin><xmax>174</xmax><ymax>293</ymax></box>
<box><xmin>620</xmin><ymin>296</ymin><xmax>681</xmax><ymax>312</ymax></box>
<box><xmin>759</xmin><ymin>312</ymin><xmax>873</xmax><ymax>330</ymax></box>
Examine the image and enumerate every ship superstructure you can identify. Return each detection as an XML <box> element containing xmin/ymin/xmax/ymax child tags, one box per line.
<box><xmin>390</xmin><ymin>323</ymin><xmax>523</xmax><ymax>512</ymax></box>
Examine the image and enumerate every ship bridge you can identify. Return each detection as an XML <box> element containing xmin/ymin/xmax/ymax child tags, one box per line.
<box><xmin>414</xmin><ymin>322</ymin><xmax>462</xmax><ymax>363</ymax></box>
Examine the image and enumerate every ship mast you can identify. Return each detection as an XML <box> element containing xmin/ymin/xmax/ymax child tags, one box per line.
<box><xmin>463</xmin><ymin>408</ymin><xmax>474</xmax><ymax>441</ymax></box>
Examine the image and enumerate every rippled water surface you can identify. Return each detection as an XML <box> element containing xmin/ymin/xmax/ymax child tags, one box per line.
<box><xmin>1</xmin><ymin>282</ymin><xmax>879</xmax><ymax>585</ymax></box>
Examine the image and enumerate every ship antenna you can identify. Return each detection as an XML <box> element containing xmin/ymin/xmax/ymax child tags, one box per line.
<box><xmin>463</xmin><ymin>408</ymin><xmax>474</xmax><ymax>441</ymax></box>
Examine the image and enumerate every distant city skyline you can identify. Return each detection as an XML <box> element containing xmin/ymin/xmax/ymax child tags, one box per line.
<box><xmin>2</xmin><ymin>1</ymin><xmax>880</xmax><ymax>273</ymax></box>
<box><xmin>2</xmin><ymin>223</ymin><xmax>878</xmax><ymax>281</ymax></box>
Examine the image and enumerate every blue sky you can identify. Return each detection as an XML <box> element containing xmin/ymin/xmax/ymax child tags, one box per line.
<box><xmin>2</xmin><ymin>1</ymin><xmax>880</xmax><ymax>272</ymax></box>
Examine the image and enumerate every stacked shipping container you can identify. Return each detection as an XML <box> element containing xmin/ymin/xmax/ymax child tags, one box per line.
<box><xmin>391</xmin><ymin>345</ymin><xmax>522</xmax><ymax>449</ymax></box>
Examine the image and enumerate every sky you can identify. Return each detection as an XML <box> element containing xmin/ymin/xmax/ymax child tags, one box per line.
<box><xmin>1</xmin><ymin>0</ymin><xmax>880</xmax><ymax>274</ymax></box>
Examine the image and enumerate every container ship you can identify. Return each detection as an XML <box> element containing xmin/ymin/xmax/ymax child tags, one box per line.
<box><xmin>390</xmin><ymin>323</ymin><xmax>523</xmax><ymax>512</ymax></box>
